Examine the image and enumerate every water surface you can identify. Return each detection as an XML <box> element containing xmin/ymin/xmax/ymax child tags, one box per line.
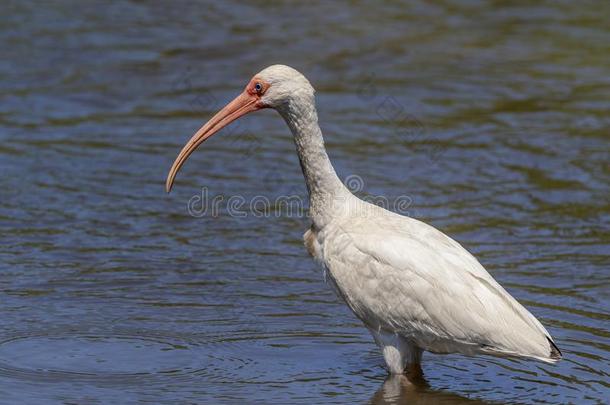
<box><xmin>1</xmin><ymin>1</ymin><xmax>608</xmax><ymax>404</ymax></box>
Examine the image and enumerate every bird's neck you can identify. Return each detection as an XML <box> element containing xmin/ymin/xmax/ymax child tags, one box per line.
<box><xmin>278</xmin><ymin>96</ymin><xmax>350</xmax><ymax>228</ymax></box>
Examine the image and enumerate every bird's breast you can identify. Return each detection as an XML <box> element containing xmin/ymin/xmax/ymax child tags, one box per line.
<box><xmin>303</xmin><ymin>225</ymin><xmax>324</xmax><ymax>264</ymax></box>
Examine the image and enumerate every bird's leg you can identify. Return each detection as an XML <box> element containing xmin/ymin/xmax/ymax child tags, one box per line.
<box><xmin>370</xmin><ymin>329</ymin><xmax>423</xmax><ymax>377</ymax></box>
<box><xmin>402</xmin><ymin>344</ymin><xmax>426</xmax><ymax>385</ymax></box>
<box><xmin>405</xmin><ymin>360</ymin><xmax>426</xmax><ymax>385</ymax></box>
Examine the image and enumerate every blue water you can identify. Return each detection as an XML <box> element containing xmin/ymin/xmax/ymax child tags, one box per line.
<box><xmin>1</xmin><ymin>1</ymin><xmax>608</xmax><ymax>403</ymax></box>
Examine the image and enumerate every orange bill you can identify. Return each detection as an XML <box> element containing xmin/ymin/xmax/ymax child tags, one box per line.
<box><xmin>165</xmin><ymin>91</ymin><xmax>263</xmax><ymax>192</ymax></box>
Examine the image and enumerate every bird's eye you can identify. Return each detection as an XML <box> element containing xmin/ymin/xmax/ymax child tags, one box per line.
<box><xmin>254</xmin><ymin>82</ymin><xmax>263</xmax><ymax>93</ymax></box>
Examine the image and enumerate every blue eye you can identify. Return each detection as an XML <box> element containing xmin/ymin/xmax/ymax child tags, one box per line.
<box><xmin>254</xmin><ymin>82</ymin><xmax>262</xmax><ymax>92</ymax></box>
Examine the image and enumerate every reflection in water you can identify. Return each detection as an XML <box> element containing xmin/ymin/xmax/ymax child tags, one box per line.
<box><xmin>370</xmin><ymin>375</ymin><xmax>488</xmax><ymax>405</ymax></box>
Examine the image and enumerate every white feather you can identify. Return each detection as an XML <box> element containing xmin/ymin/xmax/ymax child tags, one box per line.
<box><xmin>254</xmin><ymin>64</ymin><xmax>561</xmax><ymax>373</ymax></box>
<box><xmin>305</xmin><ymin>198</ymin><xmax>558</xmax><ymax>368</ymax></box>
<box><xmin>200</xmin><ymin>65</ymin><xmax>562</xmax><ymax>374</ymax></box>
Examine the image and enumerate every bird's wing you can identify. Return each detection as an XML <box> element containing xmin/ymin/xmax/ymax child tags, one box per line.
<box><xmin>322</xmin><ymin>209</ymin><xmax>557</xmax><ymax>361</ymax></box>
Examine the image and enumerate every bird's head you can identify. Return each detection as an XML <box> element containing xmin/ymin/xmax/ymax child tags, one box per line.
<box><xmin>165</xmin><ymin>64</ymin><xmax>313</xmax><ymax>192</ymax></box>
<box><xmin>253</xmin><ymin>64</ymin><xmax>314</xmax><ymax>109</ymax></box>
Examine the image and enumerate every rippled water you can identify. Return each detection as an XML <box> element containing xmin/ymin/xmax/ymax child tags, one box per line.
<box><xmin>1</xmin><ymin>1</ymin><xmax>608</xmax><ymax>404</ymax></box>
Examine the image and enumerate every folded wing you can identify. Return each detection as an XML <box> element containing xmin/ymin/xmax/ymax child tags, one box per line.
<box><xmin>322</xmin><ymin>209</ymin><xmax>559</xmax><ymax>362</ymax></box>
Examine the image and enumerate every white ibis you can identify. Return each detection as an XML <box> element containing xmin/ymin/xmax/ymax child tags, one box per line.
<box><xmin>165</xmin><ymin>65</ymin><xmax>561</xmax><ymax>375</ymax></box>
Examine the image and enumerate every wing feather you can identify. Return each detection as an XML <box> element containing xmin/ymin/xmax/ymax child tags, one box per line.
<box><xmin>320</xmin><ymin>208</ymin><xmax>557</xmax><ymax>361</ymax></box>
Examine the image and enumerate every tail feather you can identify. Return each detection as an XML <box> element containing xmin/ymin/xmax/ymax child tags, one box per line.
<box><xmin>548</xmin><ymin>337</ymin><xmax>562</xmax><ymax>361</ymax></box>
<box><xmin>477</xmin><ymin>337</ymin><xmax>562</xmax><ymax>364</ymax></box>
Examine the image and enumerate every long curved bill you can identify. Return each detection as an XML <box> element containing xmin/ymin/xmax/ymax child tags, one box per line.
<box><xmin>165</xmin><ymin>91</ymin><xmax>262</xmax><ymax>192</ymax></box>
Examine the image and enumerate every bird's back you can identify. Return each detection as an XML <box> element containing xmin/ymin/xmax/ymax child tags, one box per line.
<box><xmin>311</xmin><ymin>199</ymin><xmax>560</xmax><ymax>363</ymax></box>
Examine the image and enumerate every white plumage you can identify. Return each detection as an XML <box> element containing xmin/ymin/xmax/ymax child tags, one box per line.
<box><xmin>306</xmin><ymin>202</ymin><xmax>559</xmax><ymax>373</ymax></box>
<box><xmin>166</xmin><ymin>64</ymin><xmax>561</xmax><ymax>375</ymax></box>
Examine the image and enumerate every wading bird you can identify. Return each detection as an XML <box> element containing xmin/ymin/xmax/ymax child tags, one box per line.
<box><xmin>165</xmin><ymin>65</ymin><xmax>561</xmax><ymax>375</ymax></box>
